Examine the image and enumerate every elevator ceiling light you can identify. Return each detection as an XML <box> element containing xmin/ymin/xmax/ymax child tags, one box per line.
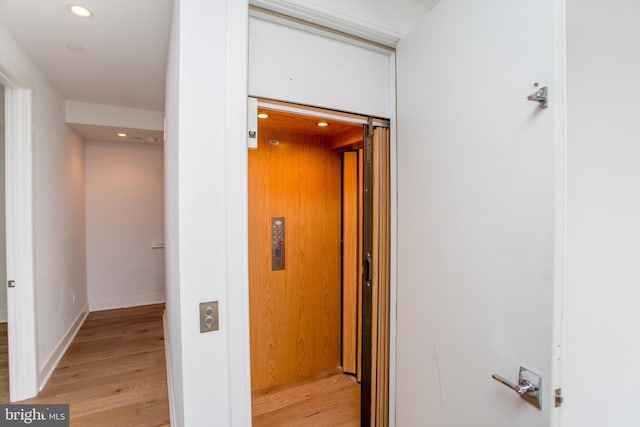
<box><xmin>68</xmin><ymin>4</ymin><xmax>93</xmax><ymax>18</ymax></box>
<box><xmin>117</xmin><ymin>132</ymin><xmax>127</xmax><ymax>137</ymax></box>
<box><xmin>317</xmin><ymin>122</ymin><xmax>329</xmax><ymax>127</ymax></box>
<box><xmin>257</xmin><ymin>113</ymin><xmax>269</xmax><ymax>119</ymax></box>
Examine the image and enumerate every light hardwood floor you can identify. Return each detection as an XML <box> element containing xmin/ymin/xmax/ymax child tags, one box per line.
<box><xmin>1</xmin><ymin>305</ymin><xmax>359</xmax><ymax>426</ymax></box>
<box><xmin>0</xmin><ymin>322</ymin><xmax>8</xmax><ymax>403</ymax></box>
<box><xmin>252</xmin><ymin>370</ymin><xmax>360</xmax><ymax>426</ymax></box>
<box><xmin>1</xmin><ymin>304</ymin><xmax>170</xmax><ymax>426</ymax></box>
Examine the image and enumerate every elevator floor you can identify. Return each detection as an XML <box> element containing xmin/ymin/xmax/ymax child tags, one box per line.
<box><xmin>252</xmin><ymin>369</ymin><xmax>360</xmax><ymax>426</ymax></box>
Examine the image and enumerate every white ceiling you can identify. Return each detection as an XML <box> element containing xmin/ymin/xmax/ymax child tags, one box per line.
<box><xmin>0</xmin><ymin>0</ymin><xmax>172</xmax><ymax>111</ymax></box>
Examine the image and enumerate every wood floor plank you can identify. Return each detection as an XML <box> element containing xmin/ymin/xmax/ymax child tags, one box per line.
<box><xmin>253</xmin><ymin>371</ymin><xmax>360</xmax><ymax>426</ymax></box>
<box><xmin>0</xmin><ymin>322</ymin><xmax>7</xmax><ymax>403</ymax></box>
<box><xmin>46</xmin><ymin>351</ymin><xmax>166</xmax><ymax>387</ymax></box>
<box><xmin>252</xmin><ymin>371</ymin><xmax>352</xmax><ymax>417</ymax></box>
<box><xmin>0</xmin><ymin>304</ymin><xmax>170</xmax><ymax>426</ymax></box>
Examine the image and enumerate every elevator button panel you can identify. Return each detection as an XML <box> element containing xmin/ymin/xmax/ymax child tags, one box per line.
<box><xmin>272</xmin><ymin>217</ymin><xmax>285</xmax><ymax>271</ymax></box>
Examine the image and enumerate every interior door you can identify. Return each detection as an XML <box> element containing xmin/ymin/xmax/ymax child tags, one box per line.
<box><xmin>395</xmin><ymin>0</ymin><xmax>562</xmax><ymax>426</ymax></box>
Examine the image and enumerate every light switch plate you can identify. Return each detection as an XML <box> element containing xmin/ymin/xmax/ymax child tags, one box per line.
<box><xmin>199</xmin><ymin>301</ymin><xmax>219</xmax><ymax>333</ymax></box>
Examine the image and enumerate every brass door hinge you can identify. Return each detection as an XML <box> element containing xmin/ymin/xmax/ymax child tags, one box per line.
<box><xmin>555</xmin><ymin>388</ymin><xmax>564</xmax><ymax>407</ymax></box>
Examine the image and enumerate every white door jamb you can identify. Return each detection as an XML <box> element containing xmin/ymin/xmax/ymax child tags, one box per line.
<box><xmin>1</xmin><ymin>69</ymin><xmax>39</xmax><ymax>401</ymax></box>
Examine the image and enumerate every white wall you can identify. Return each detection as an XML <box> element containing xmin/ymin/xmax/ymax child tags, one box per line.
<box><xmin>0</xmin><ymin>83</ymin><xmax>6</xmax><ymax>322</ymax></box>
<box><xmin>85</xmin><ymin>141</ymin><xmax>164</xmax><ymax>311</ymax></box>
<box><xmin>563</xmin><ymin>1</ymin><xmax>640</xmax><ymax>425</ymax></box>
<box><xmin>164</xmin><ymin>0</ymin><xmax>251</xmax><ymax>425</ymax></box>
<box><xmin>249</xmin><ymin>17</ymin><xmax>392</xmax><ymax>118</ymax></box>
<box><xmin>33</xmin><ymin>110</ymin><xmax>87</xmax><ymax>385</ymax></box>
<box><xmin>0</xmin><ymin>23</ymin><xmax>88</xmax><ymax>388</ymax></box>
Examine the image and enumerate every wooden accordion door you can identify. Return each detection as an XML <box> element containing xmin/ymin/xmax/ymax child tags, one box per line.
<box><xmin>362</xmin><ymin>125</ymin><xmax>391</xmax><ymax>426</ymax></box>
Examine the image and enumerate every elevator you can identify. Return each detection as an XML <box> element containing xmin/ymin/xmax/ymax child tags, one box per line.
<box><xmin>248</xmin><ymin>100</ymin><xmax>391</xmax><ymax>426</ymax></box>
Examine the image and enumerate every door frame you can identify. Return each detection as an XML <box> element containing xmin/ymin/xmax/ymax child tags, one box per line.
<box><xmin>247</xmin><ymin>99</ymin><xmax>396</xmax><ymax>424</ymax></box>
<box><xmin>243</xmin><ymin>5</ymin><xmax>399</xmax><ymax>423</ymax></box>
<box><xmin>0</xmin><ymin>63</ymin><xmax>39</xmax><ymax>401</ymax></box>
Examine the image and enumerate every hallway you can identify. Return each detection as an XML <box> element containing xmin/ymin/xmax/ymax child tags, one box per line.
<box><xmin>1</xmin><ymin>304</ymin><xmax>169</xmax><ymax>426</ymax></box>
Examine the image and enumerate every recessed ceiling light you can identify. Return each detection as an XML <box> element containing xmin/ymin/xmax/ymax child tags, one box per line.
<box><xmin>257</xmin><ymin>113</ymin><xmax>269</xmax><ymax>119</ymax></box>
<box><xmin>68</xmin><ymin>4</ymin><xmax>93</xmax><ymax>18</ymax></box>
<box><xmin>317</xmin><ymin>122</ymin><xmax>329</xmax><ymax>127</ymax></box>
<box><xmin>117</xmin><ymin>132</ymin><xmax>127</xmax><ymax>137</ymax></box>
<box><xmin>66</xmin><ymin>43</ymin><xmax>84</xmax><ymax>53</ymax></box>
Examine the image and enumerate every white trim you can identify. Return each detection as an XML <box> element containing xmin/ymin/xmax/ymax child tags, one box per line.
<box><xmin>89</xmin><ymin>293</ymin><xmax>165</xmax><ymax>312</ymax></box>
<box><xmin>249</xmin><ymin>6</ymin><xmax>394</xmax><ymax>55</ymax></box>
<box><xmin>247</xmin><ymin>97</ymin><xmax>259</xmax><ymax>150</ymax></box>
<box><xmin>226</xmin><ymin>0</ymin><xmax>253</xmax><ymax>425</ymax></box>
<box><xmin>163</xmin><ymin>312</ymin><xmax>178</xmax><ymax>427</ymax></box>
<box><xmin>551</xmin><ymin>0</ymin><xmax>567</xmax><ymax>425</ymax></box>
<box><xmin>0</xmin><ymin>310</ymin><xmax>6</xmax><ymax>323</ymax></box>
<box><xmin>249</xmin><ymin>0</ymin><xmax>403</xmax><ymax>47</ymax></box>
<box><xmin>257</xmin><ymin>100</ymin><xmax>390</xmax><ymax>127</ymax></box>
<box><xmin>3</xmin><ymin>84</ymin><xmax>38</xmax><ymax>402</ymax></box>
<box><xmin>388</xmin><ymin>51</ymin><xmax>398</xmax><ymax>427</ymax></box>
<box><xmin>38</xmin><ymin>305</ymin><xmax>88</xmax><ymax>390</ymax></box>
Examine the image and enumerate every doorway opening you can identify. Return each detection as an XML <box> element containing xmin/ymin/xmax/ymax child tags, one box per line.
<box><xmin>248</xmin><ymin>100</ymin><xmax>390</xmax><ymax>426</ymax></box>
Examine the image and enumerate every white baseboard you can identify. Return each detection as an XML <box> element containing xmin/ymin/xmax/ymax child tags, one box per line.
<box><xmin>38</xmin><ymin>304</ymin><xmax>89</xmax><ymax>390</ymax></box>
<box><xmin>89</xmin><ymin>292</ymin><xmax>165</xmax><ymax>311</ymax></box>
<box><xmin>0</xmin><ymin>309</ymin><xmax>7</xmax><ymax>323</ymax></box>
<box><xmin>163</xmin><ymin>311</ymin><xmax>178</xmax><ymax>427</ymax></box>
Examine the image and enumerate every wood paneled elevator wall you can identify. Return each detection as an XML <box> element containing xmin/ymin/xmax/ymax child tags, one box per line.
<box><xmin>248</xmin><ymin>125</ymin><xmax>342</xmax><ymax>391</ymax></box>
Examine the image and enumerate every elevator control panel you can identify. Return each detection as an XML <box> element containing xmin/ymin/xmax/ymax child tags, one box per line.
<box><xmin>272</xmin><ymin>217</ymin><xmax>285</xmax><ymax>271</ymax></box>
